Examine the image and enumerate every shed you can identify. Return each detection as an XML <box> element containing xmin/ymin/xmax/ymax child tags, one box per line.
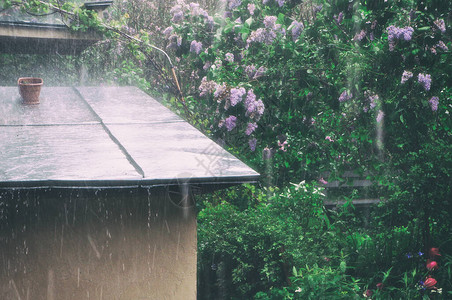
<box><xmin>0</xmin><ymin>86</ymin><xmax>259</xmax><ymax>299</ymax></box>
<box><xmin>0</xmin><ymin>1</ymin><xmax>111</xmax><ymax>54</ymax></box>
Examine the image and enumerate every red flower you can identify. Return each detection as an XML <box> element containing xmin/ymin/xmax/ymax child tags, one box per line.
<box><xmin>429</xmin><ymin>247</ymin><xmax>441</xmax><ymax>258</ymax></box>
<box><xmin>426</xmin><ymin>260</ymin><xmax>439</xmax><ymax>271</ymax></box>
<box><xmin>365</xmin><ymin>289</ymin><xmax>373</xmax><ymax>297</ymax></box>
<box><xmin>423</xmin><ymin>277</ymin><xmax>437</xmax><ymax>289</ymax></box>
<box><xmin>376</xmin><ymin>282</ymin><xmax>383</xmax><ymax>290</ymax></box>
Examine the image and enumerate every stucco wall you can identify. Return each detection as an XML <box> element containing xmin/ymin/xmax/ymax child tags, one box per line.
<box><xmin>0</xmin><ymin>187</ymin><xmax>196</xmax><ymax>299</ymax></box>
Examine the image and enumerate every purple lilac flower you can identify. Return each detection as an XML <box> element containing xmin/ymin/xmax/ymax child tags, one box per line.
<box><xmin>203</xmin><ymin>61</ymin><xmax>212</xmax><ymax>71</ymax></box>
<box><xmin>402</xmin><ymin>27</ymin><xmax>414</xmax><ymax>41</ymax></box>
<box><xmin>290</xmin><ymin>20</ymin><xmax>304</xmax><ymax>41</ymax></box>
<box><xmin>198</xmin><ymin>77</ymin><xmax>217</xmax><ymax>97</ymax></box>
<box><xmin>246</xmin><ymin>100</ymin><xmax>257</xmax><ymax>116</ymax></box>
<box><xmin>190</xmin><ymin>40</ymin><xmax>203</xmax><ymax>54</ymax></box>
<box><xmin>170</xmin><ymin>4</ymin><xmax>182</xmax><ymax>15</ymax></box>
<box><xmin>247</xmin><ymin>28</ymin><xmax>276</xmax><ymax>46</ymax></box>
<box><xmin>417</xmin><ymin>73</ymin><xmax>431</xmax><ymax>91</ymax></box>
<box><xmin>264</xmin><ymin>16</ymin><xmax>278</xmax><ymax>30</ymax></box>
<box><xmin>313</xmin><ymin>5</ymin><xmax>323</xmax><ymax>13</ymax></box>
<box><xmin>206</xmin><ymin>16</ymin><xmax>215</xmax><ymax>30</ymax></box>
<box><xmin>262</xmin><ymin>0</ymin><xmax>270</xmax><ymax>5</ymax></box>
<box><xmin>228</xmin><ymin>0</ymin><xmax>242</xmax><ymax>10</ymax></box>
<box><xmin>256</xmin><ymin>100</ymin><xmax>265</xmax><ymax>116</ymax></box>
<box><xmin>276</xmin><ymin>0</ymin><xmax>285</xmax><ymax>7</ymax></box>
<box><xmin>369</xmin><ymin>94</ymin><xmax>379</xmax><ymax>109</ymax></box>
<box><xmin>376</xmin><ymin>110</ymin><xmax>384</xmax><ymax>123</ymax></box>
<box><xmin>437</xmin><ymin>41</ymin><xmax>448</xmax><ymax>51</ymax></box>
<box><xmin>338</xmin><ymin>90</ymin><xmax>353</xmax><ymax>102</ymax></box>
<box><xmin>230</xmin><ymin>87</ymin><xmax>246</xmax><ymax>106</ymax></box>
<box><xmin>245</xmin><ymin>89</ymin><xmax>265</xmax><ymax>120</ymax></box>
<box><xmin>354</xmin><ymin>29</ymin><xmax>367</xmax><ymax>41</ymax></box>
<box><xmin>247</xmin><ymin>28</ymin><xmax>267</xmax><ymax>44</ymax></box>
<box><xmin>401</xmin><ymin>71</ymin><xmax>413</xmax><ymax>84</ymax></box>
<box><xmin>371</xmin><ymin>20</ymin><xmax>378</xmax><ymax>30</ymax></box>
<box><xmin>434</xmin><ymin>19</ymin><xmax>446</xmax><ymax>33</ymax></box>
<box><xmin>245</xmin><ymin>65</ymin><xmax>257</xmax><ymax>79</ymax></box>
<box><xmin>224</xmin><ymin>115</ymin><xmax>237</xmax><ymax>131</ymax></box>
<box><xmin>245</xmin><ymin>89</ymin><xmax>256</xmax><ymax>106</ymax></box>
<box><xmin>189</xmin><ymin>3</ymin><xmax>200</xmax><ymax>14</ymax></box>
<box><xmin>171</xmin><ymin>6</ymin><xmax>184</xmax><ymax>23</ymax></box>
<box><xmin>214</xmin><ymin>58</ymin><xmax>223</xmax><ymax>69</ymax></box>
<box><xmin>245</xmin><ymin>122</ymin><xmax>258</xmax><ymax>135</ymax></box>
<box><xmin>429</xmin><ymin>96</ymin><xmax>439</xmax><ymax>111</ymax></box>
<box><xmin>388</xmin><ymin>40</ymin><xmax>396</xmax><ymax>51</ymax></box>
<box><xmin>214</xmin><ymin>82</ymin><xmax>227</xmax><ymax>100</ymax></box>
<box><xmin>390</xmin><ymin>26</ymin><xmax>414</xmax><ymax>41</ymax></box>
<box><xmin>189</xmin><ymin>3</ymin><xmax>208</xmax><ymax>18</ymax></box>
<box><xmin>334</xmin><ymin>12</ymin><xmax>344</xmax><ymax>25</ymax></box>
<box><xmin>387</xmin><ymin>25</ymin><xmax>414</xmax><ymax>50</ymax></box>
<box><xmin>167</xmin><ymin>34</ymin><xmax>182</xmax><ymax>49</ymax></box>
<box><xmin>431</xmin><ymin>47</ymin><xmax>437</xmax><ymax>55</ymax></box>
<box><xmin>249</xmin><ymin>138</ymin><xmax>257</xmax><ymax>151</ymax></box>
<box><xmin>254</xmin><ymin>66</ymin><xmax>267</xmax><ymax>79</ymax></box>
<box><xmin>162</xmin><ymin>26</ymin><xmax>173</xmax><ymax>38</ymax></box>
<box><xmin>248</xmin><ymin>3</ymin><xmax>256</xmax><ymax>15</ymax></box>
<box><xmin>225</xmin><ymin>53</ymin><xmax>234</xmax><ymax>63</ymax></box>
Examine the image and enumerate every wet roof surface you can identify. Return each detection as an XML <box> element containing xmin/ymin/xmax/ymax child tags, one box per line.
<box><xmin>0</xmin><ymin>86</ymin><xmax>259</xmax><ymax>188</ymax></box>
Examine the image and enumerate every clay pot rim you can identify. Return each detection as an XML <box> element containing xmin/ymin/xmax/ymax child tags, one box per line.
<box><xmin>18</xmin><ymin>77</ymin><xmax>44</xmax><ymax>86</ymax></box>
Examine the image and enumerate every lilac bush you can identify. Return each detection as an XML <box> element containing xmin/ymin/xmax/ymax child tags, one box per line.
<box><xmin>161</xmin><ymin>2</ymin><xmax>452</xmax><ymax>296</ymax></box>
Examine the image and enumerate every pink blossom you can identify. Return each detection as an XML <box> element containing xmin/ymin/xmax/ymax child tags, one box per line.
<box><xmin>325</xmin><ymin>136</ymin><xmax>334</xmax><ymax>142</ymax></box>
<box><xmin>278</xmin><ymin>140</ymin><xmax>288</xmax><ymax>152</ymax></box>
<box><xmin>247</xmin><ymin>3</ymin><xmax>255</xmax><ymax>15</ymax></box>
<box><xmin>319</xmin><ymin>178</ymin><xmax>328</xmax><ymax>185</ymax></box>
<box><xmin>424</xmin><ymin>277</ymin><xmax>437</xmax><ymax>289</ymax></box>
<box><xmin>426</xmin><ymin>260</ymin><xmax>439</xmax><ymax>271</ymax></box>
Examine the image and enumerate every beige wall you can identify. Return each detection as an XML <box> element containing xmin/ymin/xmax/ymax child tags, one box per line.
<box><xmin>0</xmin><ymin>187</ymin><xmax>196</xmax><ymax>300</ymax></box>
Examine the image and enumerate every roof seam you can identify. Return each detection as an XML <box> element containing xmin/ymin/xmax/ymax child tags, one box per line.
<box><xmin>72</xmin><ymin>86</ymin><xmax>146</xmax><ymax>179</ymax></box>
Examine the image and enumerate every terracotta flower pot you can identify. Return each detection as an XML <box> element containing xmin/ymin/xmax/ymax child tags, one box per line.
<box><xmin>18</xmin><ymin>77</ymin><xmax>43</xmax><ymax>105</ymax></box>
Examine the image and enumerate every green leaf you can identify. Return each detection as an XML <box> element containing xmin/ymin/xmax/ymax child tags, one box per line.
<box><xmin>339</xmin><ymin>261</ymin><xmax>346</xmax><ymax>273</ymax></box>
<box><xmin>417</xmin><ymin>26</ymin><xmax>430</xmax><ymax>31</ymax></box>
<box><xmin>245</xmin><ymin>17</ymin><xmax>253</xmax><ymax>27</ymax></box>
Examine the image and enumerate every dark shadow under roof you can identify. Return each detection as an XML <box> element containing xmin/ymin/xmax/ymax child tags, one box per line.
<box><xmin>0</xmin><ymin>86</ymin><xmax>259</xmax><ymax>189</ymax></box>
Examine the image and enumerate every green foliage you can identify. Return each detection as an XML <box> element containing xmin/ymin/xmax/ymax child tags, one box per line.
<box><xmin>198</xmin><ymin>182</ymin><xmax>351</xmax><ymax>299</ymax></box>
<box><xmin>278</xmin><ymin>263</ymin><xmax>360</xmax><ymax>299</ymax></box>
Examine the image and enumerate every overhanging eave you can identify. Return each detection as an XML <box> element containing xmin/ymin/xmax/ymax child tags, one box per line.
<box><xmin>0</xmin><ymin>21</ymin><xmax>101</xmax><ymax>54</ymax></box>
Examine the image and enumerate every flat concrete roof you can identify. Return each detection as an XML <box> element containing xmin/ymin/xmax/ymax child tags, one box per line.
<box><xmin>0</xmin><ymin>86</ymin><xmax>259</xmax><ymax>188</ymax></box>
